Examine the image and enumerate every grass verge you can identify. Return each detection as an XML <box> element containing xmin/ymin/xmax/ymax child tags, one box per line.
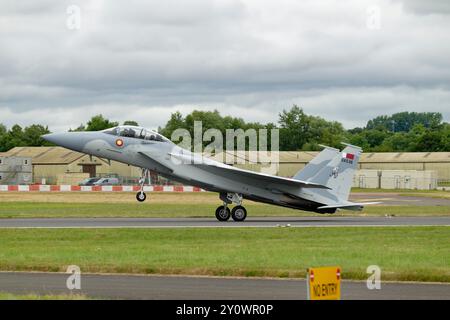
<box><xmin>0</xmin><ymin>227</ymin><xmax>449</xmax><ymax>282</ymax></box>
<box><xmin>0</xmin><ymin>292</ymin><xmax>89</xmax><ymax>300</ymax></box>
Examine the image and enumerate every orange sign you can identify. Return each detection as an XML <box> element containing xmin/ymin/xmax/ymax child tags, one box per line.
<box><xmin>307</xmin><ymin>266</ymin><xmax>341</xmax><ymax>300</ymax></box>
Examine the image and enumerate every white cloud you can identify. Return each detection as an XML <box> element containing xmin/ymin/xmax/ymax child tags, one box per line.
<box><xmin>0</xmin><ymin>0</ymin><xmax>449</xmax><ymax>131</ymax></box>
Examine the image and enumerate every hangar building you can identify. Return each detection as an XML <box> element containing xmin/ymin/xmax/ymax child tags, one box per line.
<box><xmin>214</xmin><ymin>151</ymin><xmax>449</xmax><ymax>179</ymax></box>
<box><xmin>0</xmin><ymin>147</ymin><xmax>449</xmax><ymax>188</ymax></box>
<box><xmin>0</xmin><ymin>147</ymin><xmax>141</xmax><ymax>185</ymax></box>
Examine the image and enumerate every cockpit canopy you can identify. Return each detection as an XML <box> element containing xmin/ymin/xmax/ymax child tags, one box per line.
<box><xmin>102</xmin><ymin>126</ymin><xmax>169</xmax><ymax>142</ymax></box>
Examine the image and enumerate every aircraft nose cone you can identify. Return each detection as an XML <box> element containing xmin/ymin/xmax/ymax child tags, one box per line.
<box><xmin>42</xmin><ymin>133</ymin><xmax>56</xmax><ymax>144</ymax></box>
<box><xmin>42</xmin><ymin>133</ymin><xmax>65</xmax><ymax>145</ymax></box>
<box><xmin>41</xmin><ymin>132</ymin><xmax>89</xmax><ymax>152</ymax></box>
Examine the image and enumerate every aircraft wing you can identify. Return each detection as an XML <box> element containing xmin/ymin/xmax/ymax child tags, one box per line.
<box><xmin>195</xmin><ymin>164</ymin><xmax>330</xmax><ymax>189</ymax></box>
<box><xmin>168</xmin><ymin>151</ymin><xmax>330</xmax><ymax>190</ymax></box>
<box><xmin>318</xmin><ymin>202</ymin><xmax>382</xmax><ymax>211</ymax></box>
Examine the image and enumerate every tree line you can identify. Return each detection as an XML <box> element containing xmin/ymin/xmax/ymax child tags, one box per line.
<box><xmin>158</xmin><ymin>106</ymin><xmax>450</xmax><ymax>152</ymax></box>
<box><xmin>0</xmin><ymin>107</ymin><xmax>449</xmax><ymax>152</ymax></box>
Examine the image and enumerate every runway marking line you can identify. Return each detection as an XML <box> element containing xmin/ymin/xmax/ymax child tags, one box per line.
<box><xmin>0</xmin><ymin>224</ymin><xmax>449</xmax><ymax>229</ymax></box>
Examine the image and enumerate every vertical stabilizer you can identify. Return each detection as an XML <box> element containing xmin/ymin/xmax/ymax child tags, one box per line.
<box><xmin>293</xmin><ymin>146</ymin><xmax>340</xmax><ymax>181</ymax></box>
<box><xmin>305</xmin><ymin>143</ymin><xmax>362</xmax><ymax>202</ymax></box>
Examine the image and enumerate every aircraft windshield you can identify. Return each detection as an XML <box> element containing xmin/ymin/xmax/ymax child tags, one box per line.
<box><xmin>103</xmin><ymin>126</ymin><xmax>168</xmax><ymax>142</ymax></box>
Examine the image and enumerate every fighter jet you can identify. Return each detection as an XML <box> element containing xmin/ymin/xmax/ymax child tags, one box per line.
<box><xmin>43</xmin><ymin>126</ymin><xmax>378</xmax><ymax>221</ymax></box>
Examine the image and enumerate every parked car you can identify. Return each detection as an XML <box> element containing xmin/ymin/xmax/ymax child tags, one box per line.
<box><xmin>93</xmin><ymin>177</ymin><xmax>120</xmax><ymax>186</ymax></box>
<box><xmin>79</xmin><ymin>177</ymin><xmax>101</xmax><ymax>186</ymax></box>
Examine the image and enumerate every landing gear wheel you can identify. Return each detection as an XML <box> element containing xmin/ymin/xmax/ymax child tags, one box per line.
<box><xmin>231</xmin><ymin>206</ymin><xmax>247</xmax><ymax>222</ymax></box>
<box><xmin>136</xmin><ymin>192</ymin><xmax>147</xmax><ymax>202</ymax></box>
<box><xmin>215</xmin><ymin>206</ymin><xmax>231</xmax><ymax>221</ymax></box>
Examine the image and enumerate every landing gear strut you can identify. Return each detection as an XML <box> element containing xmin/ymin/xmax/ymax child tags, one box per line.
<box><xmin>136</xmin><ymin>168</ymin><xmax>150</xmax><ymax>202</ymax></box>
<box><xmin>215</xmin><ymin>193</ymin><xmax>247</xmax><ymax>222</ymax></box>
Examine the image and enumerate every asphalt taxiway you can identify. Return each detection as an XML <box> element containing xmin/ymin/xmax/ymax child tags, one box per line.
<box><xmin>349</xmin><ymin>193</ymin><xmax>450</xmax><ymax>206</ymax></box>
<box><xmin>0</xmin><ymin>272</ymin><xmax>449</xmax><ymax>300</ymax></box>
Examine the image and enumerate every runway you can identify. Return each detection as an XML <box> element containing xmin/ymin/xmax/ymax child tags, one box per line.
<box><xmin>0</xmin><ymin>272</ymin><xmax>449</xmax><ymax>300</ymax></box>
<box><xmin>349</xmin><ymin>193</ymin><xmax>450</xmax><ymax>206</ymax></box>
<box><xmin>0</xmin><ymin>216</ymin><xmax>449</xmax><ymax>228</ymax></box>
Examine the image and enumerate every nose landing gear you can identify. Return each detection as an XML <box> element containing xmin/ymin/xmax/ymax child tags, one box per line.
<box><xmin>136</xmin><ymin>168</ymin><xmax>150</xmax><ymax>202</ymax></box>
<box><xmin>136</xmin><ymin>191</ymin><xmax>147</xmax><ymax>202</ymax></box>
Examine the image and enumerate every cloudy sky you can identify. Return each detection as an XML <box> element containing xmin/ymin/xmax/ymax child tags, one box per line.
<box><xmin>1</xmin><ymin>0</ymin><xmax>449</xmax><ymax>132</ymax></box>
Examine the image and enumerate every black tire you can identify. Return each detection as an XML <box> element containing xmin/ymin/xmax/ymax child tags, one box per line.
<box><xmin>136</xmin><ymin>192</ymin><xmax>147</xmax><ymax>202</ymax></box>
<box><xmin>231</xmin><ymin>206</ymin><xmax>247</xmax><ymax>222</ymax></box>
<box><xmin>215</xmin><ymin>206</ymin><xmax>231</xmax><ymax>221</ymax></box>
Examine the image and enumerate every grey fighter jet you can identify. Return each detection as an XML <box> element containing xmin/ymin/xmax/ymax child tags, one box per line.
<box><xmin>43</xmin><ymin>126</ymin><xmax>378</xmax><ymax>222</ymax></box>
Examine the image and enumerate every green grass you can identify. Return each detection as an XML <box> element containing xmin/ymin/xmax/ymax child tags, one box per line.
<box><xmin>0</xmin><ymin>292</ymin><xmax>89</xmax><ymax>300</ymax></box>
<box><xmin>0</xmin><ymin>202</ymin><xmax>449</xmax><ymax>218</ymax></box>
<box><xmin>0</xmin><ymin>227</ymin><xmax>449</xmax><ymax>282</ymax></box>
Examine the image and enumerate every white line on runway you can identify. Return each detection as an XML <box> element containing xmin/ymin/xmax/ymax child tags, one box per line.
<box><xmin>0</xmin><ymin>224</ymin><xmax>448</xmax><ymax>229</ymax></box>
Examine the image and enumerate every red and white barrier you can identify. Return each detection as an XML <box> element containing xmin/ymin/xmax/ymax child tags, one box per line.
<box><xmin>0</xmin><ymin>185</ymin><xmax>204</xmax><ymax>192</ymax></box>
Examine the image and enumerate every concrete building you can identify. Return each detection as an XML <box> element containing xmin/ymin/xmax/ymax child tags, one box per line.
<box><xmin>353</xmin><ymin>169</ymin><xmax>438</xmax><ymax>190</ymax></box>
<box><xmin>357</xmin><ymin>152</ymin><xmax>450</xmax><ymax>182</ymax></box>
<box><xmin>0</xmin><ymin>156</ymin><xmax>33</xmax><ymax>185</ymax></box>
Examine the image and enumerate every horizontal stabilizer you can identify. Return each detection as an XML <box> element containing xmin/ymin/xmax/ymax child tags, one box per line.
<box><xmin>318</xmin><ymin>202</ymin><xmax>382</xmax><ymax>211</ymax></box>
<box><xmin>341</xmin><ymin>142</ymin><xmax>363</xmax><ymax>149</ymax></box>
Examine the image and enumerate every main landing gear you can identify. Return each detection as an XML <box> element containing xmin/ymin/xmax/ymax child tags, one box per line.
<box><xmin>136</xmin><ymin>168</ymin><xmax>150</xmax><ymax>202</ymax></box>
<box><xmin>215</xmin><ymin>193</ymin><xmax>247</xmax><ymax>222</ymax></box>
